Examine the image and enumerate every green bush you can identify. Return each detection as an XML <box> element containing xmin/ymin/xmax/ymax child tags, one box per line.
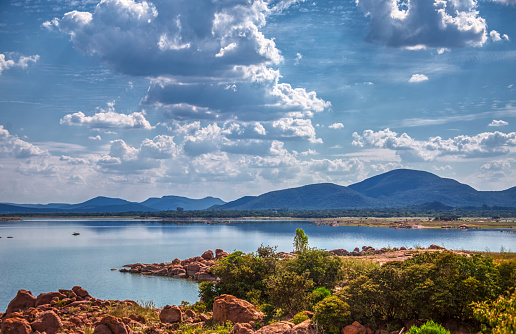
<box><xmin>313</xmin><ymin>296</ymin><xmax>350</xmax><ymax>334</ymax></box>
<box><xmin>308</xmin><ymin>287</ymin><xmax>331</xmax><ymax>309</ymax></box>
<box><xmin>265</xmin><ymin>270</ymin><xmax>314</xmax><ymax>313</ymax></box>
<box><xmin>287</xmin><ymin>248</ymin><xmax>344</xmax><ymax>289</ymax></box>
<box><xmin>291</xmin><ymin>311</ymin><xmax>309</xmax><ymax>325</ymax></box>
<box><xmin>337</xmin><ymin>251</ymin><xmax>509</xmax><ymax>325</ymax></box>
<box><xmin>473</xmin><ymin>290</ymin><xmax>516</xmax><ymax>334</ymax></box>
<box><xmin>407</xmin><ymin>320</ymin><xmax>450</xmax><ymax>334</ymax></box>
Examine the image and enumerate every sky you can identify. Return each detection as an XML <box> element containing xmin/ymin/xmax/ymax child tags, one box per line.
<box><xmin>0</xmin><ymin>0</ymin><xmax>515</xmax><ymax>204</ymax></box>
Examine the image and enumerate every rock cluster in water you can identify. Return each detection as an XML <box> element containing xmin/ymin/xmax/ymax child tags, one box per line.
<box><xmin>119</xmin><ymin>249</ymin><xmax>229</xmax><ymax>281</ymax></box>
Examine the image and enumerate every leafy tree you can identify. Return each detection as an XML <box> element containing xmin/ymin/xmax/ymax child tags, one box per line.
<box><xmin>265</xmin><ymin>270</ymin><xmax>313</xmax><ymax>313</ymax></box>
<box><xmin>293</xmin><ymin>228</ymin><xmax>309</xmax><ymax>253</ymax></box>
<box><xmin>288</xmin><ymin>248</ymin><xmax>344</xmax><ymax>289</ymax></box>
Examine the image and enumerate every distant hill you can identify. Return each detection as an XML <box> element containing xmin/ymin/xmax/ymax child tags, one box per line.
<box><xmin>218</xmin><ymin>169</ymin><xmax>516</xmax><ymax>210</ymax></box>
<box><xmin>1</xmin><ymin>169</ymin><xmax>515</xmax><ymax>213</ymax></box>
<box><xmin>218</xmin><ymin>183</ymin><xmax>380</xmax><ymax>210</ymax></box>
<box><xmin>348</xmin><ymin>169</ymin><xmax>491</xmax><ymax>207</ymax></box>
<box><xmin>0</xmin><ymin>195</ymin><xmax>226</xmax><ymax>214</ymax></box>
<box><xmin>142</xmin><ymin>196</ymin><xmax>226</xmax><ymax>211</ymax></box>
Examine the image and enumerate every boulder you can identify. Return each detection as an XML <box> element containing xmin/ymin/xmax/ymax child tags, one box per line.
<box><xmin>341</xmin><ymin>321</ymin><xmax>366</xmax><ymax>334</ymax></box>
<box><xmin>232</xmin><ymin>322</ymin><xmax>255</xmax><ymax>334</ymax></box>
<box><xmin>31</xmin><ymin>310</ymin><xmax>62</xmax><ymax>334</ymax></box>
<box><xmin>159</xmin><ymin>305</ymin><xmax>183</xmax><ymax>323</ymax></box>
<box><xmin>1</xmin><ymin>314</ymin><xmax>32</xmax><ymax>334</ymax></box>
<box><xmin>184</xmin><ymin>309</ymin><xmax>196</xmax><ymax>318</ymax></box>
<box><xmin>289</xmin><ymin>320</ymin><xmax>317</xmax><ymax>334</ymax></box>
<box><xmin>35</xmin><ymin>292</ymin><xmax>67</xmax><ymax>307</ymax></box>
<box><xmin>201</xmin><ymin>250</ymin><xmax>215</xmax><ymax>260</ymax></box>
<box><xmin>216</xmin><ymin>249</ymin><xmax>229</xmax><ymax>259</ymax></box>
<box><xmin>255</xmin><ymin>321</ymin><xmax>294</xmax><ymax>334</ymax></box>
<box><xmin>129</xmin><ymin>314</ymin><xmax>146</xmax><ymax>324</ymax></box>
<box><xmin>186</xmin><ymin>262</ymin><xmax>203</xmax><ymax>277</ymax></box>
<box><xmin>329</xmin><ymin>249</ymin><xmax>349</xmax><ymax>256</ymax></box>
<box><xmin>93</xmin><ymin>315</ymin><xmax>133</xmax><ymax>334</ymax></box>
<box><xmin>213</xmin><ymin>295</ymin><xmax>263</xmax><ymax>324</ymax></box>
<box><xmin>72</xmin><ymin>286</ymin><xmax>90</xmax><ymax>298</ymax></box>
<box><xmin>429</xmin><ymin>244</ymin><xmax>444</xmax><ymax>250</ymax></box>
<box><xmin>5</xmin><ymin>290</ymin><xmax>36</xmax><ymax>314</ymax></box>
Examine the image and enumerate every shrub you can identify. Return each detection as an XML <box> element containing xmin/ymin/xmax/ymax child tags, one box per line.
<box><xmin>291</xmin><ymin>311</ymin><xmax>309</xmax><ymax>325</ymax></box>
<box><xmin>473</xmin><ymin>290</ymin><xmax>516</xmax><ymax>334</ymax></box>
<box><xmin>308</xmin><ymin>287</ymin><xmax>331</xmax><ymax>309</ymax></box>
<box><xmin>313</xmin><ymin>296</ymin><xmax>350</xmax><ymax>334</ymax></box>
<box><xmin>265</xmin><ymin>270</ymin><xmax>313</xmax><ymax>313</ymax></box>
<box><xmin>407</xmin><ymin>320</ymin><xmax>450</xmax><ymax>334</ymax></box>
<box><xmin>287</xmin><ymin>248</ymin><xmax>344</xmax><ymax>289</ymax></box>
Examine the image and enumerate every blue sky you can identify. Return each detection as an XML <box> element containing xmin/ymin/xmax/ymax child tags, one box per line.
<box><xmin>1</xmin><ymin>0</ymin><xmax>515</xmax><ymax>204</ymax></box>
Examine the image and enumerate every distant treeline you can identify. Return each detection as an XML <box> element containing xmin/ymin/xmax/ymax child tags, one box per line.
<box><xmin>2</xmin><ymin>207</ymin><xmax>516</xmax><ymax>219</ymax></box>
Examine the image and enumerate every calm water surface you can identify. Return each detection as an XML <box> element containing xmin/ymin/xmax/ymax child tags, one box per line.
<box><xmin>1</xmin><ymin>219</ymin><xmax>515</xmax><ymax>311</ymax></box>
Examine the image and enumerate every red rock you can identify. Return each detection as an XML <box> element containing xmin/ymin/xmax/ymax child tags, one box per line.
<box><xmin>185</xmin><ymin>309</ymin><xmax>196</xmax><ymax>318</ymax></box>
<box><xmin>199</xmin><ymin>313</ymin><xmax>210</xmax><ymax>322</ymax></box>
<box><xmin>256</xmin><ymin>321</ymin><xmax>294</xmax><ymax>334</ymax></box>
<box><xmin>289</xmin><ymin>320</ymin><xmax>316</xmax><ymax>334</ymax></box>
<box><xmin>159</xmin><ymin>305</ymin><xmax>183</xmax><ymax>323</ymax></box>
<box><xmin>5</xmin><ymin>290</ymin><xmax>36</xmax><ymax>314</ymax></box>
<box><xmin>216</xmin><ymin>249</ymin><xmax>229</xmax><ymax>259</ymax></box>
<box><xmin>129</xmin><ymin>314</ymin><xmax>146</xmax><ymax>324</ymax></box>
<box><xmin>31</xmin><ymin>310</ymin><xmax>62</xmax><ymax>334</ymax></box>
<box><xmin>186</xmin><ymin>262</ymin><xmax>203</xmax><ymax>277</ymax></box>
<box><xmin>231</xmin><ymin>322</ymin><xmax>255</xmax><ymax>334</ymax></box>
<box><xmin>93</xmin><ymin>315</ymin><xmax>133</xmax><ymax>334</ymax></box>
<box><xmin>72</xmin><ymin>286</ymin><xmax>90</xmax><ymax>298</ymax></box>
<box><xmin>1</xmin><ymin>314</ymin><xmax>32</xmax><ymax>334</ymax></box>
<box><xmin>341</xmin><ymin>321</ymin><xmax>366</xmax><ymax>334</ymax></box>
<box><xmin>201</xmin><ymin>250</ymin><xmax>215</xmax><ymax>260</ymax></box>
<box><xmin>213</xmin><ymin>295</ymin><xmax>264</xmax><ymax>324</ymax></box>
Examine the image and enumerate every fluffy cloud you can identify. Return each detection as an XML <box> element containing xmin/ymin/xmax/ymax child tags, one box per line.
<box><xmin>0</xmin><ymin>125</ymin><xmax>46</xmax><ymax>158</ymax></box>
<box><xmin>97</xmin><ymin>135</ymin><xmax>178</xmax><ymax>172</ymax></box>
<box><xmin>356</xmin><ymin>0</ymin><xmax>488</xmax><ymax>49</ymax></box>
<box><xmin>409</xmin><ymin>74</ymin><xmax>429</xmax><ymax>83</ymax></box>
<box><xmin>480</xmin><ymin>159</ymin><xmax>512</xmax><ymax>171</ymax></box>
<box><xmin>45</xmin><ymin>0</ymin><xmax>283</xmax><ymax>77</ymax></box>
<box><xmin>329</xmin><ymin>123</ymin><xmax>344</xmax><ymax>129</ymax></box>
<box><xmin>489</xmin><ymin>30</ymin><xmax>509</xmax><ymax>42</ymax></box>
<box><xmin>489</xmin><ymin>119</ymin><xmax>509</xmax><ymax>127</ymax></box>
<box><xmin>61</xmin><ymin>110</ymin><xmax>152</xmax><ymax>130</ymax></box>
<box><xmin>352</xmin><ymin>128</ymin><xmax>516</xmax><ymax>161</ymax></box>
<box><xmin>48</xmin><ymin>0</ymin><xmax>329</xmax><ymax>125</ymax></box>
<box><xmin>0</xmin><ymin>54</ymin><xmax>39</xmax><ymax>75</ymax></box>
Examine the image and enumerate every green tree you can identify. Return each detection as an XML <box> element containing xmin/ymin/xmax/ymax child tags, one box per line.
<box><xmin>265</xmin><ymin>270</ymin><xmax>313</xmax><ymax>313</ymax></box>
<box><xmin>293</xmin><ymin>228</ymin><xmax>309</xmax><ymax>253</ymax></box>
<box><xmin>313</xmin><ymin>296</ymin><xmax>350</xmax><ymax>334</ymax></box>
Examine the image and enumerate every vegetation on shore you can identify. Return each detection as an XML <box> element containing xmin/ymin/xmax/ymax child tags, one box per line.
<box><xmin>196</xmin><ymin>229</ymin><xmax>516</xmax><ymax>333</ymax></box>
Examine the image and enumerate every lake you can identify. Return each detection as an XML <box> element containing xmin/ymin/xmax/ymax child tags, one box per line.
<box><xmin>1</xmin><ymin>218</ymin><xmax>515</xmax><ymax>311</ymax></box>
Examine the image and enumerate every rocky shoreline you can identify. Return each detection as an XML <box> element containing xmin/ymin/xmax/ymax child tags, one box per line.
<box><xmin>118</xmin><ymin>245</ymin><xmax>447</xmax><ymax>282</ymax></box>
<box><xmin>0</xmin><ymin>287</ymin><xmax>322</xmax><ymax>334</ymax></box>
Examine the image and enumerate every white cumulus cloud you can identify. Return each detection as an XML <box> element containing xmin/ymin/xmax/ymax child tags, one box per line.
<box><xmin>352</xmin><ymin>128</ymin><xmax>516</xmax><ymax>162</ymax></box>
<box><xmin>0</xmin><ymin>54</ymin><xmax>39</xmax><ymax>75</ymax></box>
<box><xmin>61</xmin><ymin>110</ymin><xmax>152</xmax><ymax>130</ymax></box>
<box><xmin>489</xmin><ymin>120</ymin><xmax>509</xmax><ymax>127</ymax></box>
<box><xmin>329</xmin><ymin>123</ymin><xmax>344</xmax><ymax>129</ymax></box>
<box><xmin>409</xmin><ymin>74</ymin><xmax>429</xmax><ymax>83</ymax></box>
<box><xmin>0</xmin><ymin>125</ymin><xmax>47</xmax><ymax>158</ymax></box>
<box><xmin>356</xmin><ymin>0</ymin><xmax>488</xmax><ymax>49</ymax></box>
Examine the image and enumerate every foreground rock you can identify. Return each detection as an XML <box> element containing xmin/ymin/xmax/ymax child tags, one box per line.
<box><xmin>213</xmin><ymin>294</ymin><xmax>264</xmax><ymax>324</ymax></box>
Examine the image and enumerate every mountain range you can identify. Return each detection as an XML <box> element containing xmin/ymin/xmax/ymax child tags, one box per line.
<box><xmin>1</xmin><ymin>169</ymin><xmax>515</xmax><ymax>214</ymax></box>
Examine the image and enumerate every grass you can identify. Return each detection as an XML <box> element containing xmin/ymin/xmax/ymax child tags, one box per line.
<box><xmin>175</xmin><ymin>322</ymin><xmax>234</xmax><ymax>334</ymax></box>
<box><xmin>107</xmin><ymin>300</ymin><xmax>159</xmax><ymax>323</ymax></box>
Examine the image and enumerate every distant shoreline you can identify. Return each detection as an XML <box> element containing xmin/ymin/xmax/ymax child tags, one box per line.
<box><xmin>1</xmin><ymin>215</ymin><xmax>515</xmax><ymax>229</ymax></box>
